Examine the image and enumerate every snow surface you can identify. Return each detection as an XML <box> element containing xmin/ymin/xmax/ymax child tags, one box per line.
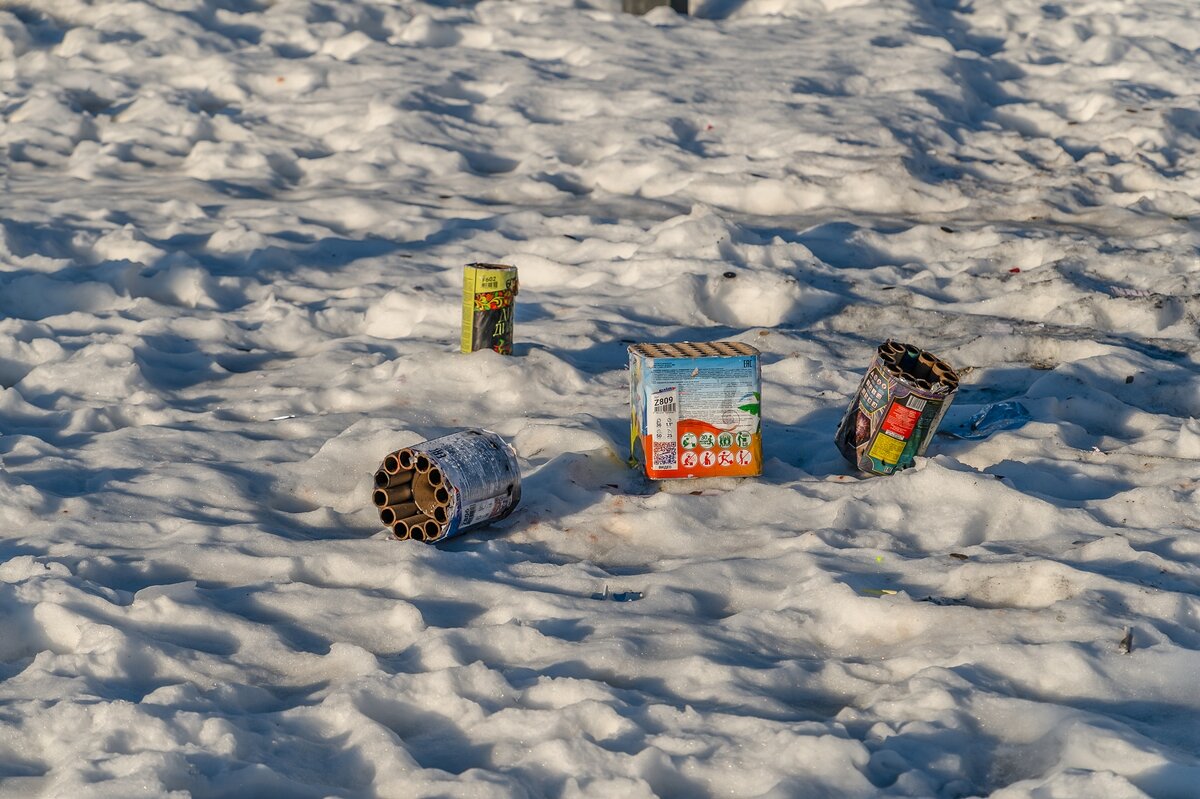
<box><xmin>3</xmin><ymin>0</ymin><xmax>1200</xmax><ymax>796</ymax></box>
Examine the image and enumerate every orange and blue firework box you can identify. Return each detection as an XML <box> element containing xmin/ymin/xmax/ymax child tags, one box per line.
<box><xmin>629</xmin><ymin>341</ymin><xmax>762</xmax><ymax>479</ymax></box>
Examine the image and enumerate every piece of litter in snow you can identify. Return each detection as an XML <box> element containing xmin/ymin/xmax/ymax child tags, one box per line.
<box><xmin>1119</xmin><ymin>628</ymin><xmax>1133</xmax><ymax>654</ymax></box>
<box><xmin>269</xmin><ymin>414</ymin><xmax>297</xmax><ymax>421</ymax></box>
<box><xmin>944</xmin><ymin>400</ymin><xmax>1031</xmax><ymax>440</ymax></box>
<box><xmin>1104</xmin><ymin>286</ymin><xmax>1152</xmax><ymax>298</ymax></box>
<box><xmin>861</xmin><ymin>588</ymin><xmax>898</xmax><ymax>597</ymax></box>
<box><xmin>920</xmin><ymin>595</ymin><xmax>967</xmax><ymax>606</ymax></box>
<box><xmin>591</xmin><ymin>585</ymin><xmax>644</xmax><ymax>602</ymax></box>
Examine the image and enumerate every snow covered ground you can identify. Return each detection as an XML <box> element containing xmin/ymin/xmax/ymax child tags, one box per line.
<box><xmin>3</xmin><ymin>0</ymin><xmax>1200</xmax><ymax>795</ymax></box>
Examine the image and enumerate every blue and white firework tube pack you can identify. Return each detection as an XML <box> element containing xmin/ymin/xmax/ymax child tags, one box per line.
<box><xmin>834</xmin><ymin>341</ymin><xmax>960</xmax><ymax>476</ymax></box>
<box><xmin>372</xmin><ymin>429</ymin><xmax>521</xmax><ymax>543</ymax></box>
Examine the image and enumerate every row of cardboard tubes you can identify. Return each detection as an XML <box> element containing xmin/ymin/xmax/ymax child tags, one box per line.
<box><xmin>879</xmin><ymin>340</ymin><xmax>959</xmax><ymax>393</ymax></box>
<box><xmin>372</xmin><ymin>449</ymin><xmax>451</xmax><ymax>542</ymax></box>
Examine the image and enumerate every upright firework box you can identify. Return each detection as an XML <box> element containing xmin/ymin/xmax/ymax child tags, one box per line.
<box><xmin>461</xmin><ymin>263</ymin><xmax>518</xmax><ymax>355</ymax></box>
<box><xmin>629</xmin><ymin>341</ymin><xmax>762</xmax><ymax>480</ymax></box>
<box><xmin>834</xmin><ymin>341</ymin><xmax>960</xmax><ymax>476</ymax></box>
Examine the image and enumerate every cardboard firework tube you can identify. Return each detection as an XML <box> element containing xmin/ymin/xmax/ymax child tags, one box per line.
<box><xmin>897</xmin><ymin>346</ymin><xmax>922</xmax><ymax>375</ymax></box>
<box><xmin>373</xmin><ymin>484</ymin><xmax>414</xmax><ymax>507</ymax></box>
<box><xmin>395</xmin><ymin>512</ymin><xmax>428</xmax><ymax>535</ymax></box>
<box><xmin>406</xmin><ymin>517</ymin><xmax>442</xmax><ymax>543</ymax></box>
<box><xmin>880</xmin><ymin>340</ymin><xmax>905</xmax><ymax>361</ymax></box>
<box><xmin>381</xmin><ymin>501</ymin><xmax>419</xmax><ymax>521</ymax></box>
<box><xmin>421</xmin><ymin>519</ymin><xmax>442</xmax><ymax>540</ymax></box>
<box><xmin>461</xmin><ymin>263</ymin><xmax>518</xmax><ymax>355</ymax></box>
<box><xmin>834</xmin><ymin>341</ymin><xmax>960</xmax><ymax>476</ymax></box>
<box><xmin>390</xmin><ymin>518</ymin><xmax>412</xmax><ymax>540</ymax></box>
<box><xmin>371</xmin><ymin>429</ymin><xmax>521</xmax><ymax>544</ymax></box>
<box><xmin>915</xmin><ymin>353</ymin><xmax>938</xmax><ymax>381</ymax></box>
<box><xmin>382</xmin><ymin>450</ymin><xmax>412</xmax><ymax>474</ymax></box>
<box><xmin>376</xmin><ymin>464</ymin><xmax>414</xmax><ymax>487</ymax></box>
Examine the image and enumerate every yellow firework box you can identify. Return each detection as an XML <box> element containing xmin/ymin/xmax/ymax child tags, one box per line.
<box><xmin>461</xmin><ymin>263</ymin><xmax>518</xmax><ymax>355</ymax></box>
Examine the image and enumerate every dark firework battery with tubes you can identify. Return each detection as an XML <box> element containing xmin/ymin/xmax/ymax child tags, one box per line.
<box><xmin>461</xmin><ymin>263</ymin><xmax>518</xmax><ymax>355</ymax></box>
<box><xmin>372</xmin><ymin>429</ymin><xmax>521</xmax><ymax>543</ymax></box>
<box><xmin>834</xmin><ymin>341</ymin><xmax>960</xmax><ymax>475</ymax></box>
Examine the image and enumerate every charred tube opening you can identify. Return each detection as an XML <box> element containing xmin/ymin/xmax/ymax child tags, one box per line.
<box><xmin>898</xmin><ymin>347</ymin><xmax>921</xmax><ymax>374</ymax></box>
<box><xmin>421</xmin><ymin>519</ymin><xmax>442</xmax><ymax>541</ymax></box>
<box><xmin>382</xmin><ymin>452</ymin><xmax>404</xmax><ymax>474</ymax></box>
<box><xmin>915</xmin><ymin>353</ymin><xmax>937</xmax><ymax>381</ymax></box>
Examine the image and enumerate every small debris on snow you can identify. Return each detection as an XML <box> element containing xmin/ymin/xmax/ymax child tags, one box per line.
<box><xmin>591</xmin><ymin>585</ymin><xmax>644</xmax><ymax>602</ymax></box>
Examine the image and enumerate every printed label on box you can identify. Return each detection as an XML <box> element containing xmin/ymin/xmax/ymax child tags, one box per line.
<box><xmin>650</xmin><ymin>387</ymin><xmax>679</xmax><ymax>470</ymax></box>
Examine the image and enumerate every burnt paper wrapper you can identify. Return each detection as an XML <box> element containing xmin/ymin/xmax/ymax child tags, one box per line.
<box><xmin>834</xmin><ymin>341</ymin><xmax>960</xmax><ymax>476</ymax></box>
<box><xmin>461</xmin><ymin>263</ymin><xmax>518</xmax><ymax>355</ymax></box>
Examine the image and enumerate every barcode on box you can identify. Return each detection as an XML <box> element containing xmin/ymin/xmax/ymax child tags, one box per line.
<box><xmin>652</xmin><ymin>441</ymin><xmax>677</xmax><ymax>469</ymax></box>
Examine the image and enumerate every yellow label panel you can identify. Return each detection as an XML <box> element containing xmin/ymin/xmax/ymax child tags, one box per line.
<box><xmin>868</xmin><ymin>433</ymin><xmax>905</xmax><ymax>464</ymax></box>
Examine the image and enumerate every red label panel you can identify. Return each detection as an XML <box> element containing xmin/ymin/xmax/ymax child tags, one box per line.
<box><xmin>881</xmin><ymin>402</ymin><xmax>920</xmax><ymax>440</ymax></box>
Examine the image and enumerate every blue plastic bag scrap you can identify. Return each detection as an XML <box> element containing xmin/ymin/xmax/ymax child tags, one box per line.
<box><xmin>942</xmin><ymin>400</ymin><xmax>1031</xmax><ymax>440</ymax></box>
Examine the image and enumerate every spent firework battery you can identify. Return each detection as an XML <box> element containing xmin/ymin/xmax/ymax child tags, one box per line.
<box><xmin>629</xmin><ymin>341</ymin><xmax>762</xmax><ymax>480</ymax></box>
<box><xmin>461</xmin><ymin>263</ymin><xmax>518</xmax><ymax>355</ymax></box>
<box><xmin>834</xmin><ymin>340</ymin><xmax>960</xmax><ymax>476</ymax></box>
<box><xmin>372</xmin><ymin>429</ymin><xmax>521</xmax><ymax>543</ymax></box>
